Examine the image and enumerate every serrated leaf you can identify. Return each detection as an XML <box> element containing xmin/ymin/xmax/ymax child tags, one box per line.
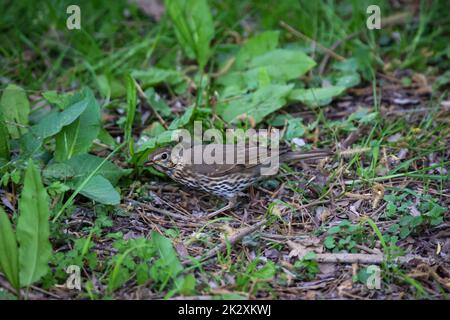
<box><xmin>17</xmin><ymin>161</ymin><xmax>52</xmax><ymax>287</ymax></box>
<box><xmin>166</xmin><ymin>0</ymin><xmax>214</xmax><ymax>68</ymax></box>
<box><xmin>0</xmin><ymin>84</ymin><xmax>30</xmax><ymax>139</ymax></box>
<box><xmin>217</xmin><ymin>84</ymin><xmax>293</xmax><ymax>124</ymax></box>
<box><xmin>0</xmin><ymin>207</ymin><xmax>20</xmax><ymax>290</ymax></box>
<box><xmin>55</xmin><ymin>89</ymin><xmax>101</xmax><ymax>161</ymax></box>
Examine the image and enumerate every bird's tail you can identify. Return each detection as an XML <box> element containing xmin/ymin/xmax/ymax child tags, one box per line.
<box><xmin>280</xmin><ymin>149</ymin><xmax>333</xmax><ymax>162</ymax></box>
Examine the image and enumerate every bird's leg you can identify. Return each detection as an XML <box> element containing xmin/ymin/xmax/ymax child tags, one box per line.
<box><xmin>206</xmin><ymin>196</ymin><xmax>237</xmax><ymax>218</ymax></box>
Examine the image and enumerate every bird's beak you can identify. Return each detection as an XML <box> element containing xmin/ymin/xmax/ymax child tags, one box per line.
<box><xmin>143</xmin><ymin>160</ymin><xmax>154</xmax><ymax>167</ymax></box>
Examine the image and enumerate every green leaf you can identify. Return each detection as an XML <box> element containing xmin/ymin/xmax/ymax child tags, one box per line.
<box><xmin>166</xmin><ymin>0</ymin><xmax>214</xmax><ymax>68</ymax></box>
<box><xmin>135</xmin><ymin>130</ymin><xmax>176</xmax><ymax>154</ymax></box>
<box><xmin>144</xmin><ymin>88</ymin><xmax>172</xmax><ymax>117</ymax></box>
<box><xmin>131</xmin><ymin>68</ymin><xmax>184</xmax><ymax>88</ymax></box>
<box><xmin>20</xmin><ymin>89</ymin><xmax>92</xmax><ymax>155</ymax></box>
<box><xmin>45</xmin><ymin>153</ymin><xmax>128</xmax><ymax>185</ymax></box>
<box><xmin>324</xmin><ymin>236</ymin><xmax>336</xmax><ymax>249</ymax></box>
<box><xmin>17</xmin><ymin>161</ymin><xmax>52</xmax><ymax>287</ymax></box>
<box><xmin>168</xmin><ymin>105</ymin><xmax>195</xmax><ymax>129</ymax></box>
<box><xmin>217</xmin><ymin>84</ymin><xmax>293</xmax><ymax>124</ymax></box>
<box><xmin>252</xmin><ymin>261</ymin><xmax>275</xmax><ymax>279</ymax></box>
<box><xmin>289</xmin><ymin>86</ymin><xmax>346</xmax><ymax>106</ymax></box>
<box><xmin>0</xmin><ymin>114</ymin><xmax>10</xmax><ymax>160</ymax></box>
<box><xmin>284</xmin><ymin>118</ymin><xmax>305</xmax><ymax>140</ymax></box>
<box><xmin>176</xmin><ymin>274</ymin><xmax>196</xmax><ymax>295</ymax></box>
<box><xmin>219</xmin><ymin>49</ymin><xmax>315</xmax><ymax>92</ymax></box>
<box><xmin>0</xmin><ymin>84</ymin><xmax>30</xmax><ymax>139</ymax></box>
<box><xmin>125</xmin><ymin>75</ymin><xmax>137</xmax><ymax>156</ymax></box>
<box><xmin>36</xmin><ymin>90</ymin><xmax>91</xmax><ymax>137</ymax></box>
<box><xmin>54</xmin><ymin>89</ymin><xmax>101</xmax><ymax>161</ymax></box>
<box><xmin>0</xmin><ymin>207</ymin><xmax>20</xmax><ymax>290</ymax></box>
<box><xmin>42</xmin><ymin>91</ymin><xmax>68</xmax><ymax>109</ymax></box>
<box><xmin>233</xmin><ymin>31</ymin><xmax>280</xmax><ymax>69</ymax></box>
<box><xmin>78</xmin><ymin>175</ymin><xmax>120</xmax><ymax>205</ymax></box>
<box><xmin>152</xmin><ymin>231</ymin><xmax>183</xmax><ymax>277</ymax></box>
<box><xmin>248</xmin><ymin>49</ymin><xmax>316</xmax><ymax>81</ymax></box>
<box><xmin>97</xmin><ymin>127</ymin><xmax>117</xmax><ymax>147</ymax></box>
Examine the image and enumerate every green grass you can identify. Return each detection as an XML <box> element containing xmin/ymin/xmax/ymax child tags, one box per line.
<box><xmin>0</xmin><ymin>0</ymin><xmax>448</xmax><ymax>300</ymax></box>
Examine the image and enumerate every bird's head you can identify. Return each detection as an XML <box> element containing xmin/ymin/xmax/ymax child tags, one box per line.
<box><xmin>144</xmin><ymin>147</ymin><xmax>178</xmax><ymax>174</ymax></box>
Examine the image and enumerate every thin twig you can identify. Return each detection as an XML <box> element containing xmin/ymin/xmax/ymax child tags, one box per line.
<box><xmin>185</xmin><ymin>219</ymin><xmax>268</xmax><ymax>266</ymax></box>
<box><xmin>280</xmin><ymin>20</ymin><xmax>345</xmax><ymax>61</ymax></box>
<box><xmin>133</xmin><ymin>78</ymin><xmax>168</xmax><ymax>129</ymax></box>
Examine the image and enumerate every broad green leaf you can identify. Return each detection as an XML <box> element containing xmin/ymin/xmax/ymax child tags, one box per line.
<box><xmin>45</xmin><ymin>153</ymin><xmax>128</xmax><ymax>185</ymax></box>
<box><xmin>55</xmin><ymin>89</ymin><xmax>101</xmax><ymax>161</ymax></box>
<box><xmin>78</xmin><ymin>175</ymin><xmax>120</xmax><ymax>205</ymax></box>
<box><xmin>234</xmin><ymin>31</ymin><xmax>280</xmax><ymax>70</ymax></box>
<box><xmin>0</xmin><ymin>207</ymin><xmax>20</xmax><ymax>290</ymax></box>
<box><xmin>218</xmin><ymin>49</ymin><xmax>316</xmax><ymax>91</ymax></box>
<box><xmin>217</xmin><ymin>84</ymin><xmax>293</xmax><ymax>124</ymax></box>
<box><xmin>17</xmin><ymin>161</ymin><xmax>52</xmax><ymax>287</ymax></box>
<box><xmin>289</xmin><ymin>86</ymin><xmax>346</xmax><ymax>106</ymax></box>
<box><xmin>97</xmin><ymin>127</ymin><xmax>117</xmax><ymax>147</ymax></box>
<box><xmin>32</xmin><ymin>89</ymin><xmax>92</xmax><ymax>138</ymax></box>
<box><xmin>0</xmin><ymin>115</ymin><xmax>10</xmax><ymax>160</ymax></box>
<box><xmin>0</xmin><ymin>84</ymin><xmax>30</xmax><ymax>139</ymax></box>
<box><xmin>166</xmin><ymin>0</ymin><xmax>214</xmax><ymax>68</ymax></box>
<box><xmin>20</xmin><ymin>89</ymin><xmax>92</xmax><ymax>155</ymax></box>
<box><xmin>125</xmin><ymin>75</ymin><xmax>137</xmax><ymax>156</ymax></box>
<box><xmin>248</xmin><ymin>49</ymin><xmax>316</xmax><ymax>81</ymax></box>
<box><xmin>131</xmin><ymin>68</ymin><xmax>184</xmax><ymax>88</ymax></box>
<box><xmin>152</xmin><ymin>231</ymin><xmax>183</xmax><ymax>277</ymax></box>
<box><xmin>42</xmin><ymin>163</ymin><xmax>76</xmax><ymax>180</ymax></box>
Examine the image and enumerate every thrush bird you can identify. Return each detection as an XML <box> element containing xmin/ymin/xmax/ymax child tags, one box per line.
<box><xmin>145</xmin><ymin>144</ymin><xmax>332</xmax><ymax>216</ymax></box>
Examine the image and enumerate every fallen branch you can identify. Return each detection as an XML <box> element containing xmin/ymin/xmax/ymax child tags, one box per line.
<box><xmin>310</xmin><ymin>253</ymin><xmax>433</xmax><ymax>265</ymax></box>
<box><xmin>185</xmin><ymin>219</ymin><xmax>268</xmax><ymax>266</ymax></box>
<box><xmin>313</xmin><ymin>253</ymin><xmax>384</xmax><ymax>264</ymax></box>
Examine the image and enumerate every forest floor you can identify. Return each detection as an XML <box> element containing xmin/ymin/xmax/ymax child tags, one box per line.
<box><xmin>0</xmin><ymin>0</ymin><xmax>448</xmax><ymax>299</ymax></box>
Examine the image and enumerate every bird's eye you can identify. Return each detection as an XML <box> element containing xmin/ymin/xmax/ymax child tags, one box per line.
<box><xmin>160</xmin><ymin>152</ymin><xmax>168</xmax><ymax>160</ymax></box>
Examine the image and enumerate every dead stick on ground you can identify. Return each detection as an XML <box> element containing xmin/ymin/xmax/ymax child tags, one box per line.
<box><xmin>187</xmin><ymin>199</ymin><xmax>330</xmax><ymax>266</ymax></box>
<box><xmin>184</xmin><ymin>219</ymin><xmax>268</xmax><ymax>266</ymax></box>
<box><xmin>313</xmin><ymin>253</ymin><xmax>385</xmax><ymax>264</ymax></box>
<box><xmin>127</xmin><ymin>199</ymin><xmax>195</xmax><ymax>222</ymax></box>
<box><xmin>302</xmin><ymin>253</ymin><xmax>431</xmax><ymax>265</ymax></box>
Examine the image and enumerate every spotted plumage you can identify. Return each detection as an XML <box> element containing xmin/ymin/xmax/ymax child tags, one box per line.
<box><xmin>146</xmin><ymin>144</ymin><xmax>332</xmax><ymax>200</ymax></box>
